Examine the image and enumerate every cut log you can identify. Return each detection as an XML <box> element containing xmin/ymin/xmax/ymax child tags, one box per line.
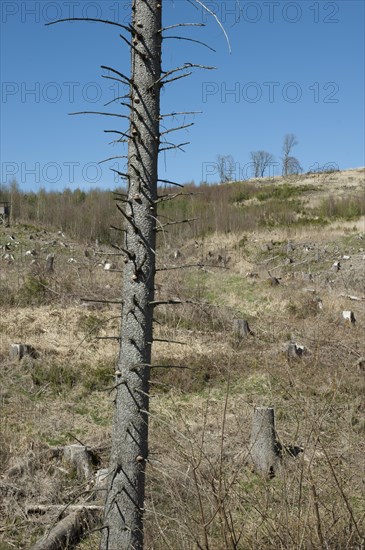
<box><xmin>63</xmin><ymin>445</ymin><xmax>93</xmax><ymax>480</ymax></box>
<box><xmin>9</xmin><ymin>343</ymin><xmax>37</xmax><ymax>361</ymax></box>
<box><xmin>29</xmin><ymin>507</ymin><xmax>101</xmax><ymax>550</ymax></box>
<box><xmin>233</xmin><ymin>319</ymin><xmax>254</xmax><ymax>339</ymax></box>
<box><xmin>250</xmin><ymin>407</ymin><xmax>280</xmax><ymax>477</ymax></box>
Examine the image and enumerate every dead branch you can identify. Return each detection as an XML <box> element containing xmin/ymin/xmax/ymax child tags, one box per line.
<box><xmin>159</xmin><ymin>141</ymin><xmax>190</xmax><ymax>152</ymax></box>
<box><xmin>155</xmin><ymin>191</ymin><xmax>197</xmax><ymax>202</ymax></box>
<box><xmin>45</xmin><ymin>18</ymin><xmax>131</xmax><ymax>33</ymax></box>
<box><xmin>29</xmin><ymin>507</ymin><xmax>101</xmax><ymax>550</ymax></box>
<box><xmin>152</xmin><ymin>338</ymin><xmax>187</xmax><ymax>345</ymax></box>
<box><xmin>100</xmin><ymin>65</ymin><xmax>132</xmax><ymax>85</ymax></box>
<box><xmin>69</xmin><ymin>111</ymin><xmax>129</xmax><ymax>119</ymax></box>
<box><xmin>160</xmin><ymin>23</ymin><xmax>205</xmax><ymax>31</ymax></box>
<box><xmin>160</xmin><ymin>111</ymin><xmax>202</xmax><ymax>118</ymax></box>
<box><xmin>191</xmin><ymin>0</ymin><xmax>231</xmax><ymax>52</ymax></box>
<box><xmin>158</xmin><ymin>63</ymin><xmax>216</xmax><ymax>85</ymax></box>
<box><xmin>81</xmin><ymin>298</ymin><xmax>123</xmax><ymax>304</ymax></box>
<box><xmin>161</xmin><ymin>72</ymin><xmax>193</xmax><ymax>86</ymax></box>
<box><xmin>98</xmin><ymin>156</ymin><xmax>128</xmax><ymax>165</ymax></box>
<box><xmin>156</xmin><ymin>217</ymin><xmax>197</xmax><ymax>229</ymax></box>
<box><xmin>26</xmin><ymin>505</ymin><xmax>103</xmax><ymax>514</ymax></box>
<box><xmin>162</xmin><ymin>36</ymin><xmax>215</xmax><ymax>52</ymax></box>
<box><xmin>339</xmin><ymin>293</ymin><xmax>364</xmax><ymax>301</ymax></box>
<box><xmin>158</xmin><ymin>178</ymin><xmax>185</xmax><ymax>188</ymax></box>
<box><xmin>110</xmin><ymin>169</ymin><xmax>130</xmax><ymax>180</ymax></box>
<box><xmin>156</xmin><ymin>263</ymin><xmax>204</xmax><ymax>271</ymax></box>
<box><xmin>160</xmin><ymin>122</ymin><xmax>194</xmax><ymax>136</ymax></box>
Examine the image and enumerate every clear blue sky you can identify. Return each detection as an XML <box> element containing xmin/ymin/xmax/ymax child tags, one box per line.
<box><xmin>1</xmin><ymin>0</ymin><xmax>364</xmax><ymax>191</ymax></box>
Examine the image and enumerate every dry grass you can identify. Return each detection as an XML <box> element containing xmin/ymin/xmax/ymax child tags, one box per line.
<box><xmin>1</xmin><ymin>171</ymin><xmax>365</xmax><ymax>548</ymax></box>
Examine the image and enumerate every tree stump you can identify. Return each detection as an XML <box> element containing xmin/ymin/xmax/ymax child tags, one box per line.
<box><xmin>233</xmin><ymin>319</ymin><xmax>254</xmax><ymax>339</ymax></box>
<box><xmin>9</xmin><ymin>343</ymin><xmax>37</xmax><ymax>361</ymax></box>
<box><xmin>63</xmin><ymin>445</ymin><xmax>93</xmax><ymax>480</ymax></box>
<box><xmin>285</xmin><ymin>341</ymin><xmax>309</xmax><ymax>359</ymax></box>
<box><xmin>45</xmin><ymin>253</ymin><xmax>55</xmax><ymax>273</ymax></box>
<box><xmin>250</xmin><ymin>407</ymin><xmax>280</xmax><ymax>477</ymax></box>
<box><xmin>342</xmin><ymin>310</ymin><xmax>356</xmax><ymax>325</ymax></box>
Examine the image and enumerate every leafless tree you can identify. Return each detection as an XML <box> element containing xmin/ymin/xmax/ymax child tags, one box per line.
<box><xmin>98</xmin><ymin>2</ymin><xmax>162</xmax><ymax>548</ymax></box>
<box><xmin>48</xmin><ymin>1</ymin><xmax>218</xmax><ymax>547</ymax></box>
<box><xmin>216</xmin><ymin>154</ymin><xmax>236</xmax><ymax>183</ymax></box>
<box><xmin>250</xmin><ymin>150</ymin><xmax>275</xmax><ymax>178</ymax></box>
<box><xmin>282</xmin><ymin>133</ymin><xmax>302</xmax><ymax>176</ymax></box>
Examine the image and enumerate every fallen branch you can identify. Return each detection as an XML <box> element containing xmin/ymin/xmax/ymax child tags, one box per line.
<box><xmin>29</xmin><ymin>507</ymin><xmax>101</xmax><ymax>550</ymax></box>
<box><xmin>339</xmin><ymin>293</ymin><xmax>364</xmax><ymax>302</ymax></box>
<box><xmin>26</xmin><ymin>505</ymin><xmax>103</xmax><ymax>514</ymax></box>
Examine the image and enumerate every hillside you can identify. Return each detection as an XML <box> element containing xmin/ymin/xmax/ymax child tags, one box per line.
<box><xmin>0</xmin><ymin>168</ymin><xmax>364</xmax><ymax>549</ymax></box>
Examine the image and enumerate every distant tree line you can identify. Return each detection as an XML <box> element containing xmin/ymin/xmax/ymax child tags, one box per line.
<box><xmin>0</xmin><ymin>180</ymin><xmax>124</xmax><ymax>243</ymax></box>
<box><xmin>217</xmin><ymin>133</ymin><xmax>302</xmax><ymax>183</ymax></box>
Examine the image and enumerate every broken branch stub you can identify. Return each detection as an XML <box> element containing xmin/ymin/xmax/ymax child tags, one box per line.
<box><xmin>250</xmin><ymin>407</ymin><xmax>280</xmax><ymax>478</ymax></box>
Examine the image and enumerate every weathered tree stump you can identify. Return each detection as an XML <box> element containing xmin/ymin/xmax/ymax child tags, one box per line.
<box><xmin>63</xmin><ymin>445</ymin><xmax>93</xmax><ymax>480</ymax></box>
<box><xmin>45</xmin><ymin>253</ymin><xmax>55</xmax><ymax>273</ymax></box>
<box><xmin>268</xmin><ymin>275</ymin><xmax>280</xmax><ymax>286</ymax></box>
<box><xmin>9</xmin><ymin>343</ymin><xmax>37</xmax><ymax>361</ymax></box>
<box><xmin>342</xmin><ymin>310</ymin><xmax>356</xmax><ymax>325</ymax></box>
<box><xmin>285</xmin><ymin>341</ymin><xmax>309</xmax><ymax>359</ymax></box>
<box><xmin>250</xmin><ymin>407</ymin><xmax>280</xmax><ymax>477</ymax></box>
<box><xmin>233</xmin><ymin>319</ymin><xmax>254</xmax><ymax>339</ymax></box>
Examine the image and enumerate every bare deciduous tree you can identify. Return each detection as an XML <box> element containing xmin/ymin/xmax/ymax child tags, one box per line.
<box><xmin>282</xmin><ymin>133</ymin><xmax>302</xmax><ymax>176</ymax></box>
<box><xmin>250</xmin><ymin>150</ymin><xmax>275</xmax><ymax>178</ymax></box>
<box><xmin>216</xmin><ymin>154</ymin><xmax>236</xmax><ymax>183</ymax></box>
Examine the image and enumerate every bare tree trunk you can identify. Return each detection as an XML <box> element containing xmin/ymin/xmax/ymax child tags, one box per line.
<box><xmin>100</xmin><ymin>1</ymin><xmax>162</xmax><ymax>548</ymax></box>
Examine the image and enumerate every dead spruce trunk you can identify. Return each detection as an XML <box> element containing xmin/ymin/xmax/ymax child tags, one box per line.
<box><xmin>100</xmin><ymin>1</ymin><xmax>162</xmax><ymax>549</ymax></box>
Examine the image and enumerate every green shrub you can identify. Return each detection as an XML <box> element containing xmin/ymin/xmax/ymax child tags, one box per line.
<box><xmin>31</xmin><ymin>361</ymin><xmax>78</xmax><ymax>392</ymax></box>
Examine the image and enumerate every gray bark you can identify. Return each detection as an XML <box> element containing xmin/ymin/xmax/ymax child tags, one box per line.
<box><xmin>9</xmin><ymin>343</ymin><xmax>37</xmax><ymax>360</ymax></box>
<box><xmin>29</xmin><ymin>507</ymin><xmax>101</xmax><ymax>550</ymax></box>
<box><xmin>45</xmin><ymin>253</ymin><xmax>55</xmax><ymax>273</ymax></box>
<box><xmin>63</xmin><ymin>444</ymin><xmax>93</xmax><ymax>480</ymax></box>
<box><xmin>100</xmin><ymin>1</ymin><xmax>162</xmax><ymax>548</ymax></box>
<box><xmin>233</xmin><ymin>319</ymin><xmax>254</xmax><ymax>339</ymax></box>
<box><xmin>250</xmin><ymin>407</ymin><xmax>280</xmax><ymax>477</ymax></box>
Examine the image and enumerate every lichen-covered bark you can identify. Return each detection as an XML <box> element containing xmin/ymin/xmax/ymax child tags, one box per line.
<box><xmin>100</xmin><ymin>1</ymin><xmax>162</xmax><ymax>548</ymax></box>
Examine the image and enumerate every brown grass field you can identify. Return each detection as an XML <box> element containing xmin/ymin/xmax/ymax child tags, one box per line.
<box><xmin>0</xmin><ymin>168</ymin><xmax>364</xmax><ymax>549</ymax></box>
